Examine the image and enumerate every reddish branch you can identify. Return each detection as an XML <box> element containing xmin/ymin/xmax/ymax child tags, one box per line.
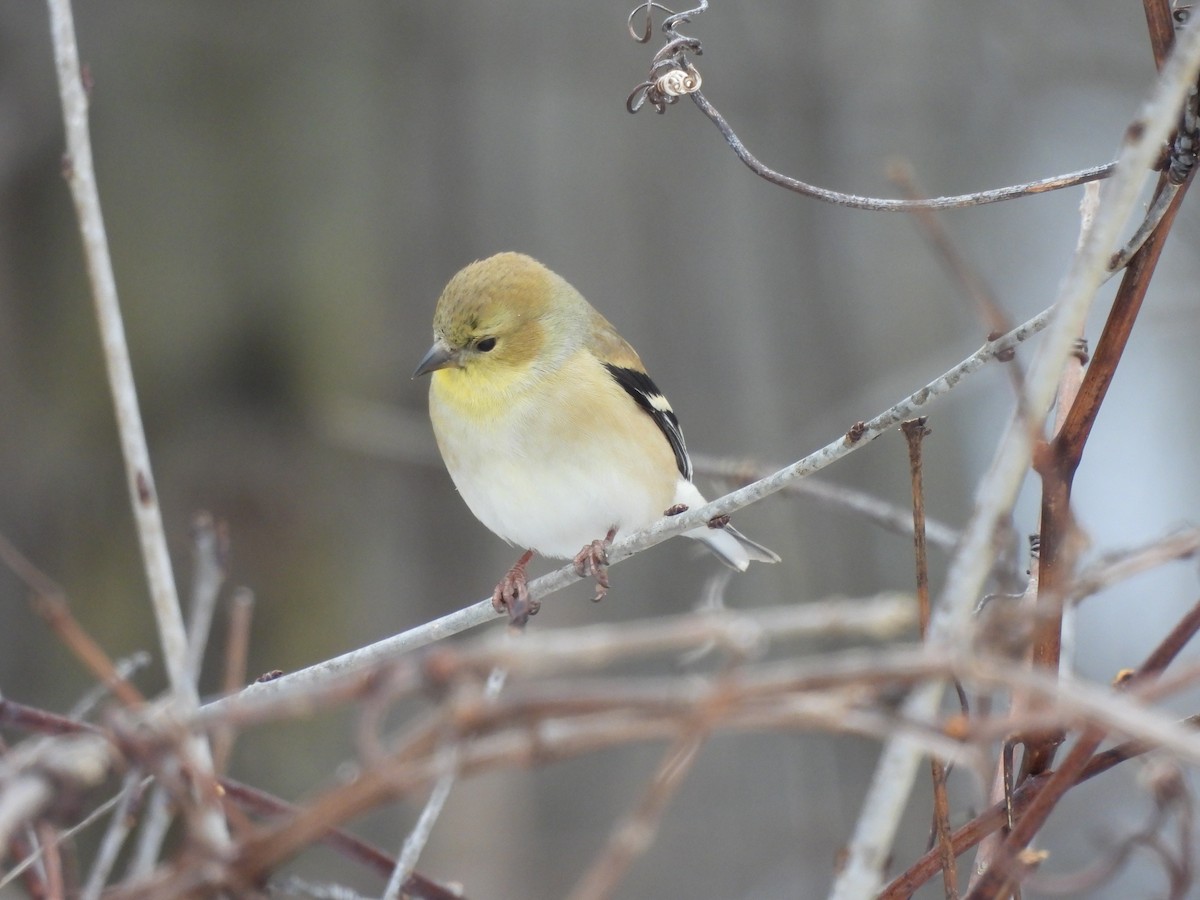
<box><xmin>1018</xmin><ymin>0</ymin><xmax>1194</xmax><ymax>781</ymax></box>
<box><xmin>886</xmin><ymin>596</ymin><xmax>1200</xmax><ymax>897</ymax></box>
<box><xmin>903</xmin><ymin>419</ymin><xmax>959</xmax><ymax>896</ymax></box>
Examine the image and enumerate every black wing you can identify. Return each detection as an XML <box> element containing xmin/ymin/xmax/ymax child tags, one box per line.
<box><xmin>604</xmin><ymin>364</ymin><xmax>692</xmax><ymax>481</ymax></box>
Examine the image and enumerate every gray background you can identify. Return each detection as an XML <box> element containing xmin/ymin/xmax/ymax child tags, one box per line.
<box><xmin>1</xmin><ymin>2</ymin><xmax>1198</xmax><ymax>897</ymax></box>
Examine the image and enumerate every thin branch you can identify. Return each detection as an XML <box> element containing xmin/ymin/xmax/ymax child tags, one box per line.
<box><xmin>1022</xmin><ymin>16</ymin><xmax>1196</xmax><ymax>781</ymax></box>
<box><xmin>183</xmin><ymin>512</ymin><xmax>228</xmax><ymax>688</ymax></box>
<box><xmin>1107</xmin><ymin>180</ymin><xmax>1182</xmax><ymax>272</ymax></box>
<box><xmin>692</xmin><ymin>455</ymin><xmax>961</xmax><ymax>551</ymax></box>
<box><xmin>828</xmin><ymin>13</ymin><xmax>1200</xmax><ymax>895</ymax></box>
<box><xmin>214</xmin><ymin>644</ymin><xmax>1200</xmax><ymax>892</ymax></box>
<box><xmin>33</xmin><ymin>821</ymin><xmax>65</xmax><ymax>900</ymax></box>
<box><xmin>568</xmin><ymin>727</ymin><xmax>707</xmax><ymax>900</ymax></box>
<box><xmin>191</xmin><ymin>593</ymin><xmax>919</xmax><ymax>732</ymax></box>
<box><xmin>194</xmin><ymin>306</ymin><xmax>1052</xmax><ymax>728</ymax></box>
<box><xmin>888</xmin><ymin>161</ymin><xmax>1015</xmax><ymax>342</ymax></box>
<box><xmin>903</xmin><ymin>420</ymin><xmax>934</xmax><ymax>639</ymax></box>
<box><xmin>80</xmin><ymin>771</ymin><xmax>149</xmax><ymax>900</ymax></box>
<box><xmin>880</xmin><ymin>717</ymin><xmax>1200</xmax><ymax>898</ymax></box>
<box><xmin>1069</xmin><ymin>527</ymin><xmax>1200</xmax><ymax>605</ymax></box>
<box><xmin>45</xmin><ymin>0</ymin><xmax>193</xmax><ymax>712</ymax></box>
<box><xmin>1146</xmin><ymin>0</ymin><xmax>1181</xmax><ymax>70</ymax></box>
<box><xmin>902</xmin><ymin>419</ymin><xmax>958</xmax><ymax>898</ymax></box>
<box><xmin>68</xmin><ymin>651</ymin><xmax>152</xmax><ymax>721</ymax></box>
<box><xmin>689</xmin><ymin>90</ymin><xmax>1114</xmax><ymax>211</ymax></box>
<box><xmin>381</xmin><ymin>747</ymin><xmax>461</xmax><ymax>900</ymax></box>
<box><xmin>382</xmin><ymin>669</ymin><xmax>505</xmax><ymax>899</ymax></box>
<box><xmin>45</xmin><ymin>0</ymin><xmax>228</xmax><ymax>852</ymax></box>
<box><xmin>628</xmin><ymin>3</ymin><xmax>1117</xmax><ymax>209</ymax></box>
<box><xmin>0</xmin><ymin>532</ymin><xmax>146</xmax><ymax>709</ymax></box>
<box><xmin>213</xmin><ymin>587</ymin><xmax>255</xmax><ymax>775</ymax></box>
<box><xmin>0</xmin><ymin>734</ymin><xmax>116</xmax><ymax>851</ymax></box>
<box><xmin>220</xmin><ymin>779</ymin><xmax>464</xmax><ymax>900</ymax></box>
<box><xmin>966</xmin><ymin>596</ymin><xmax>1200</xmax><ymax>897</ymax></box>
<box><xmin>123</xmin><ymin>783</ymin><xmax>173</xmax><ymax>880</ymax></box>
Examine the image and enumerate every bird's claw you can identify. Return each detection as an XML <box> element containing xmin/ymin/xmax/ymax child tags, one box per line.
<box><xmin>493</xmin><ymin>553</ymin><xmax>539</xmax><ymax>627</ymax></box>
<box><xmin>574</xmin><ymin>530</ymin><xmax>615</xmax><ymax>603</ymax></box>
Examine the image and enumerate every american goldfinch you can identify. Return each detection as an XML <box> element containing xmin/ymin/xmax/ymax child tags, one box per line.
<box><xmin>414</xmin><ymin>252</ymin><xmax>777</xmax><ymax>624</ymax></box>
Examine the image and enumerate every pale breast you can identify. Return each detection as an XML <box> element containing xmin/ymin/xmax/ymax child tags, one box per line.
<box><xmin>429</xmin><ymin>350</ymin><xmax>678</xmax><ymax>558</ymax></box>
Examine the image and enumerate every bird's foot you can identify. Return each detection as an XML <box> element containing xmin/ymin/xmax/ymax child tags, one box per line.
<box><xmin>493</xmin><ymin>550</ymin><xmax>539</xmax><ymax>627</ymax></box>
<box><xmin>574</xmin><ymin>528</ymin><xmax>616</xmax><ymax>603</ymax></box>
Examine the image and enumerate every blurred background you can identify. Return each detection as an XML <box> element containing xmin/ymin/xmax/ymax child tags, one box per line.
<box><xmin>2</xmin><ymin>1</ymin><xmax>1198</xmax><ymax>897</ymax></box>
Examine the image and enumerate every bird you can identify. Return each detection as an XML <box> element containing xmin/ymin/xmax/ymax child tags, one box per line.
<box><xmin>414</xmin><ymin>252</ymin><xmax>778</xmax><ymax>625</ymax></box>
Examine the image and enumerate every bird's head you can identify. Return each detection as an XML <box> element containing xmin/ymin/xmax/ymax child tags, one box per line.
<box><xmin>414</xmin><ymin>252</ymin><xmax>584</xmax><ymax>388</ymax></box>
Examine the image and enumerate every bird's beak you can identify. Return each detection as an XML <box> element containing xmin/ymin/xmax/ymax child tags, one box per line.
<box><xmin>412</xmin><ymin>339</ymin><xmax>459</xmax><ymax>378</ymax></box>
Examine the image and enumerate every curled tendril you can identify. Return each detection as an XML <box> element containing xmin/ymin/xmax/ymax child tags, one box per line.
<box><xmin>627</xmin><ymin>62</ymin><xmax>703</xmax><ymax>114</ymax></box>
<box><xmin>627</xmin><ymin>2</ymin><xmax>675</xmax><ymax>43</ymax></box>
<box><xmin>656</xmin><ymin>64</ymin><xmax>702</xmax><ymax>97</ymax></box>
<box><xmin>626</xmin><ymin>2</ymin><xmax>708</xmax><ymax>114</ymax></box>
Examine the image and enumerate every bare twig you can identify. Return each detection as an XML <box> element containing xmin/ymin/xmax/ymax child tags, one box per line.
<box><xmin>195</xmin><ymin>306</ymin><xmax>1051</xmax><ymax>728</ymax></box>
<box><xmin>0</xmin><ymin>532</ymin><xmax>146</xmax><ymax>709</ymax></box>
<box><xmin>902</xmin><ymin>419</ymin><xmax>958</xmax><ymax>898</ymax></box>
<box><xmin>123</xmin><ymin>783</ymin><xmax>174</xmax><ymax>880</ymax></box>
<box><xmin>966</xmin><ymin>597</ymin><xmax>1200</xmax><ymax>897</ymax></box>
<box><xmin>382</xmin><ymin>669</ymin><xmax>506</xmax><ymax>899</ymax></box>
<box><xmin>0</xmin><ymin>734</ymin><xmax>115</xmax><ymax>850</ymax></box>
<box><xmin>903</xmin><ymin>420</ymin><xmax>934</xmax><ymax>639</ymax></box>
<box><xmin>68</xmin><ymin>651</ymin><xmax>153</xmax><ymax>721</ymax></box>
<box><xmin>1021</xmin><ymin>3</ymin><xmax>1196</xmax><ymax>782</ymax></box>
<box><xmin>34</xmin><ymin>820</ymin><xmax>65</xmax><ymax>900</ymax></box>
<box><xmin>880</xmin><ymin>717</ymin><xmax>1200</xmax><ymax>898</ymax></box>
<box><xmin>80</xmin><ymin>770</ymin><xmax>150</xmax><ymax>900</ymax></box>
<box><xmin>382</xmin><ymin>746</ymin><xmax>461</xmax><ymax>900</ymax></box>
<box><xmin>221</xmin><ymin>778</ymin><xmax>464</xmax><ymax>900</ymax></box>
<box><xmin>183</xmin><ymin>512</ymin><xmax>228</xmax><ymax>688</ymax></box>
<box><xmin>213</xmin><ymin>587</ymin><xmax>255</xmax><ymax>774</ymax></box>
<box><xmin>213</xmin><ymin>641</ymin><xmax>1200</xmax><ymax>894</ymax></box>
<box><xmin>627</xmin><ymin>2</ymin><xmax>1117</xmax><ymax>210</ymax></box>
<box><xmin>887</xmin><ymin>588</ymin><xmax>1200</xmax><ymax>896</ymax></box>
<box><xmin>692</xmin><ymin>454</ymin><xmax>961</xmax><ymax>551</ymax></box>
<box><xmin>46</xmin><ymin>0</ymin><xmax>193</xmax><ymax>713</ymax></box>
<box><xmin>568</xmin><ymin>728</ymin><xmax>708</xmax><ymax>900</ymax></box>
<box><xmin>829</xmin><ymin>13</ymin><xmax>1200</xmax><ymax>895</ymax></box>
<box><xmin>690</xmin><ymin>90</ymin><xmax>1115</xmax><ymax>211</ymax></box>
<box><xmin>888</xmin><ymin>161</ymin><xmax>1017</xmax><ymax>347</ymax></box>
<box><xmin>1069</xmin><ymin>527</ymin><xmax>1200</xmax><ymax>604</ymax></box>
<box><xmin>45</xmin><ymin>0</ymin><xmax>228</xmax><ymax>852</ymax></box>
<box><xmin>192</xmin><ymin>593</ymin><xmax>919</xmax><ymax>732</ymax></box>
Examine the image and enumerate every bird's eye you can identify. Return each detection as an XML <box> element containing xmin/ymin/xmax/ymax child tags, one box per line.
<box><xmin>476</xmin><ymin>337</ymin><xmax>497</xmax><ymax>352</ymax></box>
